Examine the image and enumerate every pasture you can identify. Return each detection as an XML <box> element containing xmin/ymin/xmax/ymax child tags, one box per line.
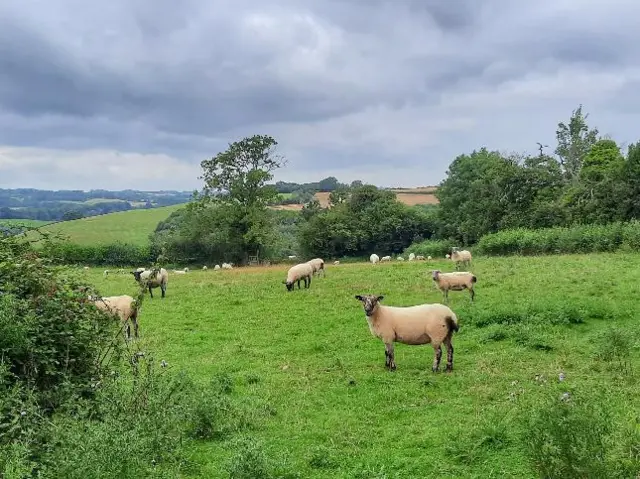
<box><xmin>27</xmin><ymin>204</ymin><xmax>184</xmax><ymax>246</ymax></box>
<box><xmin>88</xmin><ymin>254</ymin><xmax>640</xmax><ymax>477</ymax></box>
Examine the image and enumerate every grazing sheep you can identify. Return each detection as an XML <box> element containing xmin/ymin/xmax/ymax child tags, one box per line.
<box><xmin>131</xmin><ymin>267</ymin><xmax>169</xmax><ymax>299</ymax></box>
<box><xmin>445</xmin><ymin>254</ymin><xmax>450</xmax><ymax>259</ymax></box>
<box><xmin>408</xmin><ymin>253</ymin><xmax>416</xmax><ymax>261</ymax></box>
<box><xmin>283</xmin><ymin>262</ymin><xmax>314</xmax><ymax>291</ymax></box>
<box><xmin>214</xmin><ymin>264</ymin><xmax>221</xmax><ymax>270</ymax></box>
<box><xmin>306</xmin><ymin>258</ymin><xmax>326</xmax><ymax>277</ymax></box>
<box><xmin>173</xmin><ymin>270</ymin><xmax>186</xmax><ymax>275</ymax></box>
<box><xmin>432</xmin><ymin>270</ymin><xmax>477</xmax><ymax>303</ymax></box>
<box><xmin>397</xmin><ymin>256</ymin><xmax>405</xmax><ymax>261</ymax></box>
<box><xmin>381</xmin><ymin>256</ymin><xmax>392</xmax><ymax>262</ymax></box>
<box><xmin>83</xmin><ymin>266</ymin><xmax>89</xmax><ymax>270</ymax></box>
<box><xmin>103</xmin><ymin>270</ymin><xmax>109</xmax><ymax>277</ymax></box>
<box><xmin>450</xmin><ymin>248</ymin><xmax>472</xmax><ymax>270</ymax></box>
<box><xmin>416</xmin><ymin>255</ymin><xmax>425</xmax><ymax>261</ymax></box>
<box><xmin>334</xmin><ymin>260</ymin><xmax>340</xmax><ymax>265</ymax></box>
<box><xmin>370</xmin><ymin>254</ymin><xmax>380</xmax><ymax>265</ymax></box>
<box><xmin>222</xmin><ymin>263</ymin><xmax>233</xmax><ymax>270</ymax></box>
<box><xmin>288</xmin><ymin>255</ymin><xmax>297</xmax><ymax>260</ymax></box>
<box><xmin>202</xmin><ymin>265</ymin><xmax>208</xmax><ymax>270</ymax></box>
<box><xmin>427</xmin><ymin>256</ymin><xmax>432</xmax><ymax>261</ymax></box>
<box><xmin>91</xmin><ymin>294</ymin><xmax>139</xmax><ymax>339</ymax></box>
<box><xmin>354</xmin><ymin>294</ymin><xmax>459</xmax><ymax>372</ymax></box>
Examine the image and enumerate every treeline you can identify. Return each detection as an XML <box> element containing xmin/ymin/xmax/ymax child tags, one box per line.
<box><xmin>0</xmin><ymin>188</ymin><xmax>193</xmax><ymax>221</ymax></box>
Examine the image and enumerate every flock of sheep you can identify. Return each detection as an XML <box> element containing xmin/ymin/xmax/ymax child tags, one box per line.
<box><xmin>88</xmin><ymin>247</ymin><xmax>476</xmax><ymax>373</ymax></box>
<box><xmin>283</xmin><ymin>248</ymin><xmax>476</xmax><ymax>371</ymax></box>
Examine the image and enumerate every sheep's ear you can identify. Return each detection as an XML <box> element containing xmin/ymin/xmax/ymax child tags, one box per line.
<box><xmin>376</xmin><ymin>295</ymin><xmax>384</xmax><ymax>302</ymax></box>
<box><xmin>354</xmin><ymin>295</ymin><xmax>363</xmax><ymax>301</ymax></box>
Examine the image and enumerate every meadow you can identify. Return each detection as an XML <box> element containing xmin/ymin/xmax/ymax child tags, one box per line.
<box><xmin>85</xmin><ymin>253</ymin><xmax>640</xmax><ymax>478</ymax></box>
<box><xmin>27</xmin><ymin>204</ymin><xmax>184</xmax><ymax>246</ymax></box>
<box><xmin>0</xmin><ymin>219</ymin><xmax>49</xmax><ymax>227</ymax></box>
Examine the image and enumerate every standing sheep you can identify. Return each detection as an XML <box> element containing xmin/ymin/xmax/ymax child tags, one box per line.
<box><xmin>354</xmin><ymin>294</ymin><xmax>459</xmax><ymax>372</ymax></box>
<box><xmin>202</xmin><ymin>265</ymin><xmax>208</xmax><ymax>270</ymax></box>
<box><xmin>370</xmin><ymin>254</ymin><xmax>380</xmax><ymax>265</ymax></box>
<box><xmin>214</xmin><ymin>264</ymin><xmax>221</xmax><ymax>270</ymax></box>
<box><xmin>306</xmin><ymin>258</ymin><xmax>326</xmax><ymax>277</ymax></box>
<box><xmin>397</xmin><ymin>256</ymin><xmax>405</xmax><ymax>261</ymax></box>
<box><xmin>380</xmin><ymin>256</ymin><xmax>392</xmax><ymax>262</ymax></box>
<box><xmin>334</xmin><ymin>260</ymin><xmax>340</xmax><ymax>265</ymax></box>
<box><xmin>131</xmin><ymin>267</ymin><xmax>169</xmax><ymax>299</ymax></box>
<box><xmin>408</xmin><ymin>253</ymin><xmax>416</xmax><ymax>261</ymax></box>
<box><xmin>432</xmin><ymin>270</ymin><xmax>476</xmax><ymax>303</ymax></box>
<box><xmin>91</xmin><ymin>294</ymin><xmax>139</xmax><ymax>339</ymax></box>
<box><xmin>283</xmin><ymin>263</ymin><xmax>314</xmax><ymax>291</ymax></box>
<box><xmin>450</xmin><ymin>248</ymin><xmax>472</xmax><ymax>270</ymax></box>
<box><xmin>416</xmin><ymin>255</ymin><xmax>425</xmax><ymax>261</ymax></box>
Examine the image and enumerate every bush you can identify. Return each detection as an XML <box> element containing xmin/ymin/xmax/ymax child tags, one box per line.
<box><xmin>41</xmin><ymin>241</ymin><xmax>157</xmax><ymax>267</ymax></box>
<box><xmin>403</xmin><ymin>239</ymin><xmax>457</xmax><ymax>259</ymax></box>
<box><xmin>476</xmin><ymin>221</ymin><xmax>640</xmax><ymax>256</ymax></box>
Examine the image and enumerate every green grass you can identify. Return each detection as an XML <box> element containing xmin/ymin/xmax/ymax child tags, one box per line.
<box><xmin>277</xmin><ymin>193</ymin><xmax>294</xmax><ymax>200</ymax></box>
<box><xmin>85</xmin><ymin>254</ymin><xmax>640</xmax><ymax>477</ymax></box>
<box><xmin>28</xmin><ymin>204</ymin><xmax>185</xmax><ymax>245</ymax></box>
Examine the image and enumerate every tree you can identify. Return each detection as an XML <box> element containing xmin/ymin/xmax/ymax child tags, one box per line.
<box><xmin>328</xmin><ymin>185</ymin><xmax>350</xmax><ymax>206</ymax></box>
<box><xmin>554</xmin><ymin>104</ymin><xmax>599</xmax><ymax>182</ymax></box>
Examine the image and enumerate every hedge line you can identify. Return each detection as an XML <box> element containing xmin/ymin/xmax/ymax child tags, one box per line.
<box><xmin>42</xmin><ymin>241</ymin><xmax>157</xmax><ymax>266</ymax></box>
<box><xmin>476</xmin><ymin>221</ymin><xmax>640</xmax><ymax>256</ymax></box>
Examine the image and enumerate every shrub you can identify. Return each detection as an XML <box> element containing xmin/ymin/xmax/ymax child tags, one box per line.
<box><xmin>476</xmin><ymin>221</ymin><xmax>640</xmax><ymax>256</ymax></box>
<box><xmin>41</xmin><ymin>241</ymin><xmax>157</xmax><ymax>267</ymax></box>
<box><xmin>403</xmin><ymin>239</ymin><xmax>457</xmax><ymax>259</ymax></box>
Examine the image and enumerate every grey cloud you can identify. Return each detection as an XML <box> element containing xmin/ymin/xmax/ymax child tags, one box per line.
<box><xmin>1</xmin><ymin>0</ymin><xmax>640</xmax><ymax>190</ymax></box>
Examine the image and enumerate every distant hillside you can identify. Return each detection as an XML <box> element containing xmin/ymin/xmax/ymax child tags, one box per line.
<box><xmin>0</xmin><ymin>188</ymin><xmax>193</xmax><ymax>222</ymax></box>
<box><xmin>26</xmin><ymin>204</ymin><xmax>185</xmax><ymax>246</ymax></box>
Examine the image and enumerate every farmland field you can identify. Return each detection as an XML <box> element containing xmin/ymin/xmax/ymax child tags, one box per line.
<box><xmin>27</xmin><ymin>204</ymin><xmax>185</xmax><ymax>245</ymax></box>
<box><xmin>0</xmin><ymin>218</ymin><xmax>49</xmax><ymax>227</ymax></box>
<box><xmin>85</xmin><ymin>253</ymin><xmax>640</xmax><ymax>477</ymax></box>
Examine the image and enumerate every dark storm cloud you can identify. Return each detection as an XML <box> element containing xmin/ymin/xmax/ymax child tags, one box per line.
<box><xmin>1</xmin><ymin>0</ymin><xmax>640</xmax><ymax>189</ymax></box>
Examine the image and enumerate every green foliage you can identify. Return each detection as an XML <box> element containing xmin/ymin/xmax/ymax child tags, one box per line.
<box><xmin>476</xmin><ymin>221</ymin><xmax>640</xmax><ymax>256</ymax></box>
<box><xmin>41</xmin><ymin>241</ymin><xmax>156</xmax><ymax>266</ymax></box>
<box><xmin>298</xmin><ymin>184</ymin><xmax>434</xmax><ymax>258</ymax></box>
<box><xmin>555</xmin><ymin>104</ymin><xmax>599</xmax><ymax>181</ymax></box>
<box><xmin>402</xmin><ymin>238</ymin><xmax>456</xmax><ymax>258</ymax></box>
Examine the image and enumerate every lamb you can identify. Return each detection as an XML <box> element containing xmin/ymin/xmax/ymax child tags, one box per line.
<box><xmin>397</xmin><ymin>256</ymin><xmax>405</xmax><ymax>261</ymax></box>
<box><xmin>173</xmin><ymin>270</ymin><xmax>186</xmax><ymax>275</ymax></box>
<box><xmin>450</xmin><ymin>248</ymin><xmax>472</xmax><ymax>270</ymax></box>
<box><xmin>283</xmin><ymin>262</ymin><xmax>314</xmax><ymax>291</ymax></box>
<box><xmin>214</xmin><ymin>264</ymin><xmax>221</xmax><ymax>270</ymax></box>
<box><xmin>354</xmin><ymin>294</ymin><xmax>459</xmax><ymax>372</ymax></box>
<box><xmin>408</xmin><ymin>253</ymin><xmax>416</xmax><ymax>261</ymax></box>
<box><xmin>202</xmin><ymin>265</ymin><xmax>208</xmax><ymax>270</ymax></box>
<box><xmin>306</xmin><ymin>258</ymin><xmax>326</xmax><ymax>277</ymax></box>
<box><xmin>427</xmin><ymin>256</ymin><xmax>432</xmax><ymax>261</ymax></box>
<box><xmin>91</xmin><ymin>294</ymin><xmax>139</xmax><ymax>339</ymax></box>
<box><xmin>445</xmin><ymin>254</ymin><xmax>450</xmax><ymax>259</ymax></box>
<box><xmin>222</xmin><ymin>263</ymin><xmax>233</xmax><ymax>269</ymax></box>
<box><xmin>432</xmin><ymin>270</ymin><xmax>477</xmax><ymax>303</ymax></box>
<box><xmin>83</xmin><ymin>266</ymin><xmax>89</xmax><ymax>270</ymax></box>
<box><xmin>103</xmin><ymin>270</ymin><xmax>109</xmax><ymax>277</ymax></box>
<box><xmin>334</xmin><ymin>260</ymin><xmax>340</xmax><ymax>265</ymax></box>
<box><xmin>416</xmin><ymin>255</ymin><xmax>425</xmax><ymax>261</ymax></box>
<box><xmin>381</xmin><ymin>256</ymin><xmax>392</xmax><ymax>262</ymax></box>
<box><xmin>370</xmin><ymin>254</ymin><xmax>380</xmax><ymax>264</ymax></box>
<box><xmin>131</xmin><ymin>267</ymin><xmax>169</xmax><ymax>298</ymax></box>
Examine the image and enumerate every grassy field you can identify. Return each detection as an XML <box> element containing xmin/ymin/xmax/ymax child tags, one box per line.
<box><xmin>0</xmin><ymin>218</ymin><xmax>49</xmax><ymax>227</ymax></box>
<box><xmin>84</xmin><ymin>253</ymin><xmax>640</xmax><ymax>477</ymax></box>
<box><xmin>27</xmin><ymin>204</ymin><xmax>184</xmax><ymax>245</ymax></box>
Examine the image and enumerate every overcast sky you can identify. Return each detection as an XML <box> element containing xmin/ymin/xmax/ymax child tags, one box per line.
<box><xmin>1</xmin><ymin>0</ymin><xmax>640</xmax><ymax>191</ymax></box>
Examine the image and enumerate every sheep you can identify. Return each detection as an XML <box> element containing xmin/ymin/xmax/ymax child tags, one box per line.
<box><xmin>397</xmin><ymin>256</ymin><xmax>405</xmax><ymax>261</ymax></box>
<box><xmin>432</xmin><ymin>270</ymin><xmax>477</xmax><ymax>303</ymax></box>
<box><xmin>91</xmin><ymin>294</ymin><xmax>139</xmax><ymax>339</ymax></box>
<box><xmin>427</xmin><ymin>256</ymin><xmax>432</xmax><ymax>261</ymax></box>
<box><xmin>354</xmin><ymin>294</ymin><xmax>459</xmax><ymax>372</ymax></box>
<box><xmin>103</xmin><ymin>270</ymin><xmax>109</xmax><ymax>277</ymax></box>
<box><xmin>450</xmin><ymin>248</ymin><xmax>472</xmax><ymax>270</ymax></box>
<box><xmin>83</xmin><ymin>266</ymin><xmax>89</xmax><ymax>270</ymax></box>
<box><xmin>283</xmin><ymin>262</ymin><xmax>313</xmax><ymax>291</ymax></box>
<box><xmin>334</xmin><ymin>260</ymin><xmax>340</xmax><ymax>265</ymax></box>
<box><xmin>288</xmin><ymin>255</ymin><xmax>297</xmax><ymax>260</ymax></box>
<box><xmin>445</xmin><ymin>254</ymin><xmax>450</xmax><ymax>259</ymax></box>
<box><xmin>306</xmin><ymin>258</ymin><xmax>326</xmax><ymax>277</ymax></box>
<box><xmin>214</xmin><ymin>264</ymin><xmax>221</xmax><ymax>270</ymax></box>
<box><xmin>370</xmin><ymin>254</ymin><xmax>380</xmax><ymax>264</ymax></box>
<box><xmin>173</xmin><ymin>270</ymin><xmax>186</xmax><ymax>275</ymax></box>
<box><xmin>222</xmin><ymin>263</ymin><xmax>233</xmax><ymax>269</ymax></box>
<box><xmin>202</xmin><ymin>265</ymin><xmax>208</xmax><ymax>270</ymax></box>
<box><xmin>408</xmin><ymin>253</ymin><xmax>416</xmax><ymax>261</ymax></box>
<box><xmin>416</xmin><ymin>255</ymin><xmax>425</xmax><ymax>261</ymax></box>
<box><xmin>381</xmin><ymin>256</ymin><xmax>392</xmax><ymax>262</ymax></box>
<box><xmin>131</xmin><ymin>267</ymin><xmax>169</xmax><ymax>299</ymax></box>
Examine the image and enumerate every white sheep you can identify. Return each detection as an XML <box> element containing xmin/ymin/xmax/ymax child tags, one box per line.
<box><xmin>450</xmin><ymin>248</ymin><xmax>472</xmax><ymax>270</ymax></box>
<box><xmin>173</xmin><ymin>270</ymin><xmax>186</xmax><ymax>275</ymax></box>
<box><xmin>427</xmin><ymin>256</ymin><xmax>432</xmax><ymax>261</ymax></box>
<box><xmin>222</xmin><ymin>263</ymin><xmax>233</xmax><ymax>269</ymax></box>
<box><xmin>408</xmin><ymin>253</ymin><xmax>416</xmax><ymax>261</ymax></box>
<box><xmin>83</xmin><ymin>266</ymin><xmax>89</xmax><ymax>270</ymax></box>
<box><xmin>131</xmin><ymin>267</ymin><xmax>169</xmax><ymax>299</ymax></box>
<box><xmin>90</xmin><ymin>294</ymin><xmax>139</xmax><ymax>339</ymax></box>
<box><xmin>202</xmin><ymin>265</ymin><xmax>208</xmax><ymax>270</ymax></box>
<box><xmin>432</xmin><ymin>270</ymin><xmax>477</xmax><ymax>303</ymax></box>
<box><xmin>333</xmin><ymin>260</ymin><xmax>340</xmax><ymax>265</ymax></box>
<box><xmin>103</xmin><ymin>270</ymin><xmax>109</xmax><ymax>277</ymax></box>
<box><xmin>288</xmin><ymin>255</ymin><xmax>297</xmax><ymax>260</ymax></box>
<box><xmin>184</xmin><ymin>267</ymin><xmax>189</xmax><ymax>273</ymax></box>
<box><xmin>445</xmin><ymin>254</ymin><xmax>450</xmax><ymax>259</ymax></box>
<box><xmin>416</xmin><ymin>255</ymin><xmax>425</xmax><ymax>261</ymax></box>
<box><xmin>283</xmin><ymin>262</ymin><xmax>314</xmax><ymax>291</ymax></box>
<box><xmin>354</xmin><ymin>294</ymin><xmax>459</xmax><ymax>372</ymax></box>
<box><xmin>370</xmin><ymin>254</ymin><xmax>380</xmax><ymax>265</ymax></box>
<box><xmin>214</xmin><ymin>264</ymin><xmax>221</xmax><ymax>270</ymax></box>
<box><xmin>306</xmin><ymin>258</ymin><xmax>326</xmax><ymax>277</ymax></box>
<box><xmin>381</xmin><ymin>256</ymin><xmax>392</xmax><ymax>262</ymax></box>
<box><xmin>397</xmin><ymin>256</ymin><xmax>405</xmax><ymax>261</ymax></box>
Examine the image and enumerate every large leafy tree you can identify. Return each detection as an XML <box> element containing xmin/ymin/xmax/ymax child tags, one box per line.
<box><xmin>554</xmin><ymin>104</ymin><xmax>599</xmax><ymax>182</ymax></box>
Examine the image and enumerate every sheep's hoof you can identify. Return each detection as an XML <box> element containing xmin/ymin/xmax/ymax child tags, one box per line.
<box><xmin>432</xmin><ymin>367</ymin><xmax>439</xmax><ymax>373</ymax></box>
<box><xmin>389</xmin><ymin>364</ymin><xmax>397</xmax><ymax>371</ymax></box>
<box><xmin>445</xmin><ymin>365</ymin><xmax>453</xmax><ymax>373</ymax></box>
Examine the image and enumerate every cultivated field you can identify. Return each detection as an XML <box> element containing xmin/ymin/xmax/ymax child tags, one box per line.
<box><xmin>86</xmin><ymin>254</ymin><xmax>640</xmax><ymax>477</ymax></box>
<box><xmin>27</xmin><ymin>204</ymin><xmax>184</xmax><ymax>245</ymax></box>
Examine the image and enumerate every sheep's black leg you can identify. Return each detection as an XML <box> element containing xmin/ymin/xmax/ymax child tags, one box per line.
<box><xmin>384</xmin><ymin>343</ymin><xmax>396</xmax><ymax>371</ymax></box>
<box><xmin>161</xmin><ymin>285</ymin><xmax>166</xmax><ymax>298</ymax></box>
<box><xmin>470</xmin><ymin>288</ymin><xmax>475</xmax><ymax>302</ymax></box>
<box><xmin>432</xmin><ymin>345</ymin><xmax>442</xmax><ymax>372</ymax></box>
<box><xmin>133</xmin><ymin>317</ymin><xmax>139</xmax><ymax>339</ymax></box>
<box><xmin>445</xmin><ymin>338</ymin><xmax>454</xmax><ymax>372</ymax></box>
<box><xmin>148</xmin><ymin>285</ymin><xmax>153</xmax><ymax>298</ymax></box>
<box><xmin>307</xmin><ymin>276</ymin><xmax>312</xmax><ymax>288</ymax></box>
